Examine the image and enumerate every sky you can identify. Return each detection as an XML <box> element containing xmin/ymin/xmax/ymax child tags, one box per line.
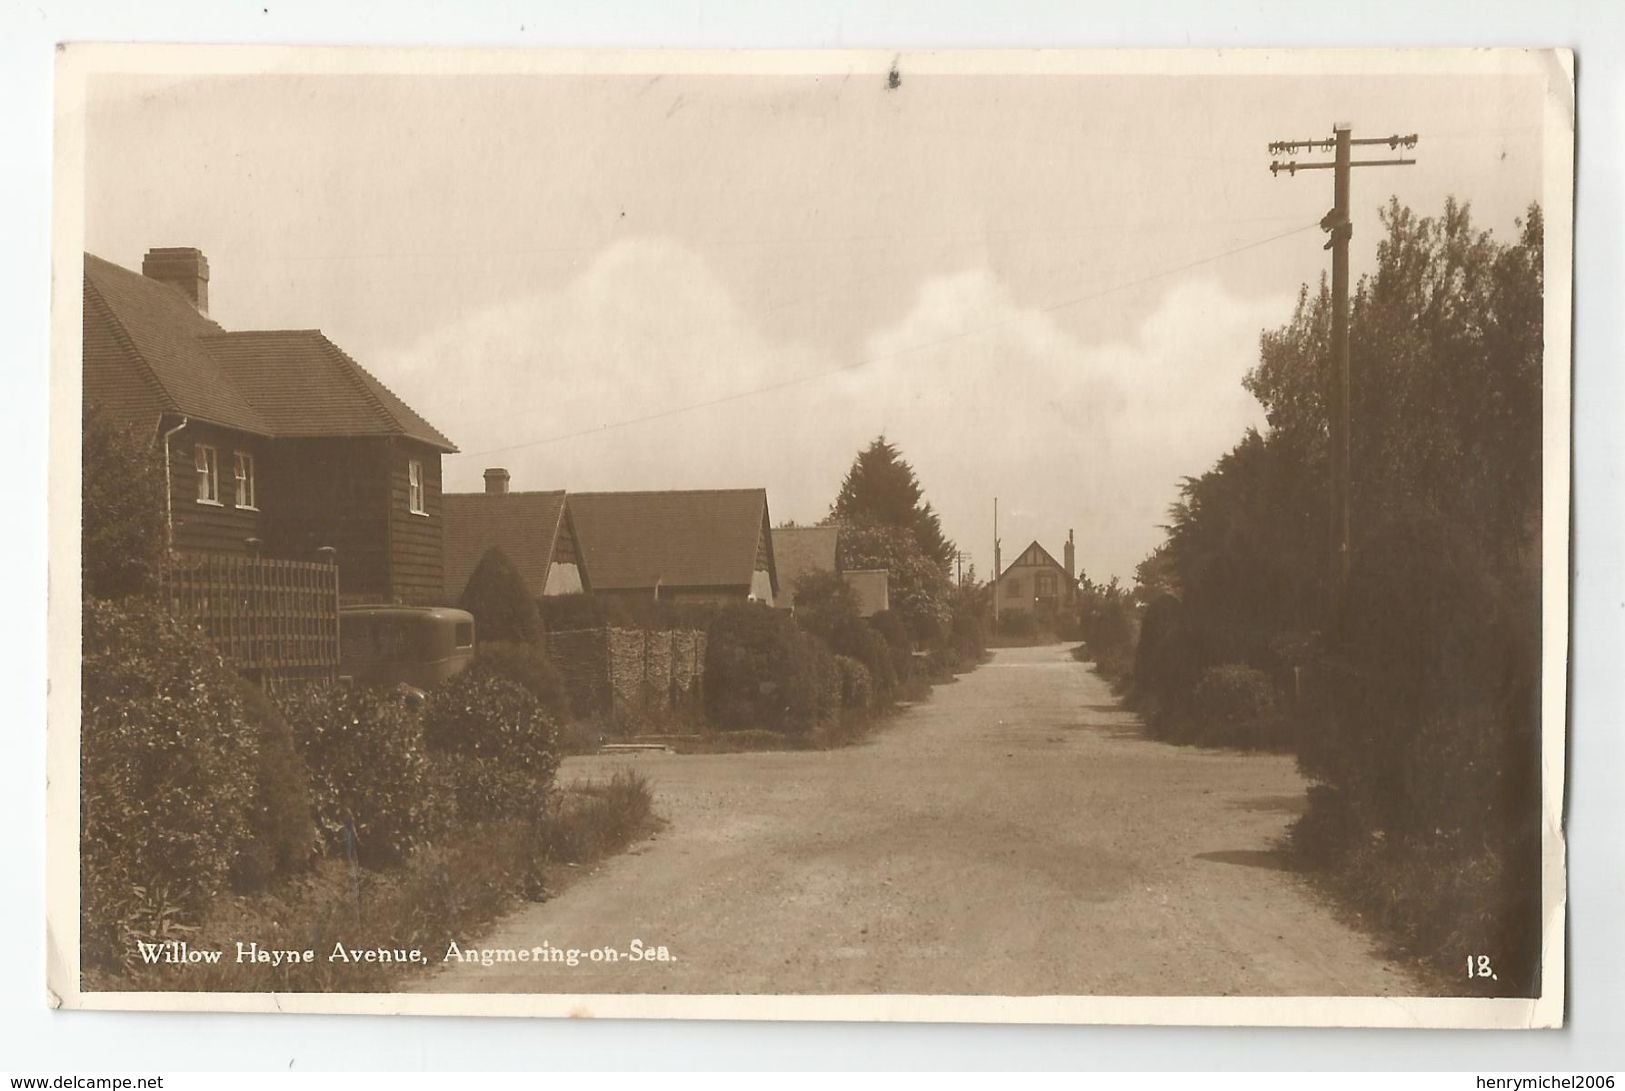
<box><xmin>83</xmin><ymin>61</ymin><xmax>1549</xmax><ymax>583</ymax></box>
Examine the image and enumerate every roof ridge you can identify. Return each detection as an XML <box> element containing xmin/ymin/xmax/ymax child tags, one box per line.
<box><xmin>572</xmin><ymin>487</ymin><xmax>767</xmax><ymax>498</ymax></box>
<box><xmin>444</xmin><ymin>488</ymin><xmax>567</xmax><ymax>498</ymax></box>
<box><xmin>84</xmin><ymin>275</ymin><xmax>180</xmax><ymax>418</ymax></box>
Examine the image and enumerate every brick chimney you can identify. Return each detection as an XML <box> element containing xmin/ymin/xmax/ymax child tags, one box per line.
<box><xmin>484</xmin><ymin>467</ymin><xmax>511</xmax><ymax>495</ymax></box>
<box><xmin>142</xmin><ymin>247</ymin><xmax>210</xmax><ymax>316</ymax></box>
<box><xmin>1064</xmin><ymin>529</ymin><xmax>1075</xmax><ymax>583</ymax></box>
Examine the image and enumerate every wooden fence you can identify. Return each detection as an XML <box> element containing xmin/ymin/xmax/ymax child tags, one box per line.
<box><xmin>163</xmin><ymin>552</ymin><xmax>341</xmax><ymax>687</ymax></box>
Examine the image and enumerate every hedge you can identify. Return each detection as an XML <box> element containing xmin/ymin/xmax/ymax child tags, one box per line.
<box><xmin>835</xmin><ymin>655</ymin><xmax>873</xmax><ymax>710</ymax></box>
<box><xmin>704</xmin><ymin>603</ymin><xmax>830</xmax><ymax>733</ymax></box>
<box><xmin>468</xmin><ymin>640</ymin><xmax>571</xmax><ymax>723</ymax></box>
<box><xmin>422</xmin><ymin>672</ymin><xmax>561</xmax><ymax>823</ymax></box>
<box><xmin>81</xmin><ymin>598</ymin><xmax>261</xmax><ymax>970</ymax></box>
<box><xmin>275</xmin><ymin>684</ymin><xmax>454</xmax><ymax>866</ymax></box>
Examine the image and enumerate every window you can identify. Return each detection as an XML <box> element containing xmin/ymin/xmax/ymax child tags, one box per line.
<box><xmin>1036</xmin><ymin>573</ymin><xmax>1056</xmax><ymax>597</ymax></box>
<box><xmin>233</xmin><ymin>451</ymin><xmax>257</xmax><ymax>509</ymax></box>
<box><xmin>194</xmin><ymin>443</ymin><xmax>219</xmax><ymax>504</ymax></box>
<box><xmin>408</xmin><ymin>458</ymin><xmax>426</xmax><ymax>515</ymax></box>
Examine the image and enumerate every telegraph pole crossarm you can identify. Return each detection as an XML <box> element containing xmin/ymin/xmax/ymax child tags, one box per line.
<box><xmin>1266</xmin><ymin>124</ymin><xmax>1419</xmax><ymax>587</ymax></box>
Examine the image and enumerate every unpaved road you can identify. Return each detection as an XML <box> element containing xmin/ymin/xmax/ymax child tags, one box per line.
<box><xmin>420</xmin><ymin>644</ymin><xmax>1423</xmax><ymax>996</ymax></box>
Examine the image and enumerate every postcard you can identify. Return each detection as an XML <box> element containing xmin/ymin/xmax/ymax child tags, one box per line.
<box><xmin>47</xmin><ymin>45</ymin><xmax>1572</xmax><ymax>1027</ymax></box>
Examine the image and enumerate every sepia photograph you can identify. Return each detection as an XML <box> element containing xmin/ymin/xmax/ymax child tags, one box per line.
<box><xmin>46</xmin><ymin>45</ymin><xmax>1571</xmax><ymax>1028</ymax></box>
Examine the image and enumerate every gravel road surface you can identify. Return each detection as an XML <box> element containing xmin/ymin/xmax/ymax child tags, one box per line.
<box><xmin>419</xmin><ymin>644</ymin><xmax>1422</xmax><ymax>997</ymax></box>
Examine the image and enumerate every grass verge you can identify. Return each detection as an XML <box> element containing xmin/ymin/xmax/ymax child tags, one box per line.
<box><xmin>85</xmin><ymin>771</ymin><xmax>660</xmax><ymax>993</ymax></box>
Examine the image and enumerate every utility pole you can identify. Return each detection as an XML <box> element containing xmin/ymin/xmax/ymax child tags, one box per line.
<box><xmin>1269</xmin><ymin>125</ymin><xmax>1417</xmax><ymax>587</ymax></box>
<box><xmin>992</xmin><ymin>499</ymin><xmax>1001</xmax><ymax>627</ymax></box>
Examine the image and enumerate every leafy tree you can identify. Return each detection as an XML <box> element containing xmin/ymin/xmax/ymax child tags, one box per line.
<box><xmin>832</xmin><ymin>436</ymin><xmax>954</xmax><ymax>571</ymax></box>
<box><xmin>82</xmin><ymin>405</ymin><xmax>166</xmax><ymax>600</ymax></box>
<box><xmin>836</xmin><ymin>521</ymin><xmax>951</xmax><ymax>642</ymax></box>
<box><xmin>458</xmin><ymin>546</ymin><xmax>544</xmax><ymax>645</ymax></box>
<box><xmin>790</xmin><ymin>568</ymin><xmax>860</xmax><ymax>644</ymax></box>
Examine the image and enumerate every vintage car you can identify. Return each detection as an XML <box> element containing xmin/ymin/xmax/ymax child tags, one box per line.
<box><xmin>338</xmin><ymin>605</ymin><xmax>475</xmax><ymax>693</ymax></box>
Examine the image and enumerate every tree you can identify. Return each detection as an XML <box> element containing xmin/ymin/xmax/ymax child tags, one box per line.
<box><xmin>82</xmin><ymin>405</ymin><xmax>166</xmax><ymax>600</ymax></box>
<box><xmin>832</xmin><ymin>436</ymin><xmax>954</xmax><ymax>572</ymax></box>
<box><xmin>458</xmin><ymin>546</ymin><xmax>544</xmax><ymax>645</ymax></box>
<box><xmin>836</xmin><ymin>522</ymin><xmax>951</xmax><ymax>642</ymax></box>
<box><xmin>790</xmin><ymin>568</ymin><xmax>860</xmax><ymax>644</ymax></box>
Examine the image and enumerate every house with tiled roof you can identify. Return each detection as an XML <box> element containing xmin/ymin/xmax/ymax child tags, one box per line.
<box><xmin>568</xmin><ymin>488</ymin><xmax>778</xmax><ymax>606</ymax></box>
<box><xmin>770</xmin><ymin>525</ymin><xmax>889</xmax><ymax>618</ymax></box>
<box><xmin>992</xmin><ymin>531</ymin><xmax>1078</xmax><ymax>621</ymax></box>
<box><xmin>83</xmin><ymin>247</ymin><xmax>457</xmax><ymax>604</ymax></box>
<box><xmin>442</xmin><ymin>469</ymin><xmax>589</xmax><ymax>603</ymax></box>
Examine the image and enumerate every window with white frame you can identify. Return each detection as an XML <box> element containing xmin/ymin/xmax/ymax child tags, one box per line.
<box><xmin>408</xmin><ymin>458</ymin><xmax>426</xmax><ymax>515</ymax></box>
<box><xmin>233</xmin><ymin>451</ymin><xmax>257</xmax><ymax>509</ymax></box>
<box><xmin>194</xmin><ymin>443</ymin><xmax>219</xmax><ymax>504</ymax></box>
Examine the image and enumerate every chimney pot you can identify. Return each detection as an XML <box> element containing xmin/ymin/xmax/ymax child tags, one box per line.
<box><xmin>142</xmin><ymin>247</ymin><xmax>210</xmax><ymax>316</ymax></box>
<box><xmin>484</xmin><ymin>467</ymin><xmax>511</xmax><ymax>495</ymax></box>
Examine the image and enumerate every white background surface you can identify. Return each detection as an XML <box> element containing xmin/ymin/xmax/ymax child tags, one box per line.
<box><xmin>1</xmin><ymin>0</ymin><xmax>1620</xmax><ymax>1072</ymax></box>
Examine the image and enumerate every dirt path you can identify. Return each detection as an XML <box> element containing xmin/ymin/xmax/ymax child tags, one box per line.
<box><xmin>418</xmin><ymin>645</ymin><xmax>1423</xmax><ymax>996</ymax></box>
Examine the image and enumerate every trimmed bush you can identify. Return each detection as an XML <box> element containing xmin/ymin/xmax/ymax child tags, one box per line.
<box><xmin>829</xmin><ymin>616</ymin><xmax>898</xmax><ymax>700</ymax></box>
<box><xmin>422</xmin><ymin>672</ymin><xmax>561</xmax><ymax>824</ymax></box>
<box><xmin>458</xmin><ymin>546</ymin><xmax>544</xmax><ymax>645</ymax></box>
<box><xmin>468</xmin><ymin>640</ymin><xmax>571</xmax><ymax>723</ymax></box>
<box><xmin>1190</xmin><ymin>663</ymin><xmax>1284</xmax><ymax>747</ymax></box>
<box><xmin>230</xmin><ymin>679</ymin><xmax>320</xmax><ymax>891</ymax></box>
<box><xmin>867</xmin><ymin>609</ymin><xmax>915</xmax><ymax>683</ymax></box>
<box><xmin>835</xmin><ymin>655</ymin><xmax>874</xmax><ymax>710</ymax></box>
<box><xmin>81</xmin><ymin>598</ymin><xmax>260</xmax><ymax>971</ymax></box>
<box><xmin>704</xmin><ymin>603</ymin><xmax>823</xmax><ymax>733</ymax></box>
<box><xmin>275</xmin><ymin>684</ymin><xmax>454</xmax><ymax>866</ymax></box>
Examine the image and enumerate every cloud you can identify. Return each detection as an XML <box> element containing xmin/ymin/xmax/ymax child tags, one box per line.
<box><xmin>846</xmin><ymin>270</ymin><xmax>1289</xmax><ymax>581</ymax></box>
<box><xmin>390</xmin><ymin>237</ymin><xmax>1290</xmax><ymax>584</ymax></box>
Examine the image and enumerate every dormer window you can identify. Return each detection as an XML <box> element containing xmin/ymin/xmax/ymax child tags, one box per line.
<box><xmin>233</xmin><ymin>451</ymin><xmax>257</xmax><ymax>510</ymax></box>
<box><xmin>408</xmin><ymin>458</ymin><xmax>426</xmax><ymax>515</ymax></box>
<box><xmin>194</xmin><ymin>443</ymin><xmax>220</xmax><ymax>505</ymax></box>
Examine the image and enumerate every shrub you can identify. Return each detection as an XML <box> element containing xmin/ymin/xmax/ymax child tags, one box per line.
<box><xmin>704</xmin><ymin>603</ymin><xmax>822</xmax><ymax>733</ymax></box>
<box><xmin>835</xmin><ymin>655</ymin><xmax>874</xmax><ymax>710</ymax></box>
<box><xmin>468</xmin><ymin>641</ymin><xmax>571</xmax><ymax>722</ymax></box>
<box><xmin>791</xmin><ymin>568</ymin><xmax>860</xmax><ymax>644</ymax></box>
<box><xmin>811</xmin><ymin>637</ymin><xmax>842</xmax><ymax>724</ymax></box>
<box><xmin>867</xmin><ymin>609</ymin><xmax>915</xmax><ymax>682</ymax></box>
<box><xmin>422</xmin><ymin>672</ymin><xmax>561</xmax><ymax>824</ymax></box>
<box><xmin>230</xmin><ymin>679</ymin><xmax>319</xmax><ymax>891</ymax></box>
<box><xmin>81</xmin><ymin>598</ymin><xmax>260</xmax><ymax>971</ymax></box>
<box><xmin>82</xmin><ymin>405</ymin><xmax>166</xmax><ymax>601</ymax></box>
<box><xmin>276</xmin><ymin>684</ymin><xmax>453</xmax><ymax>866</ymax></box>
<box><xmin>1189</xmin><ymin>663</ymin><xmax>1284</xmax><ymax>748</ymax></box>
<box><xmin>995</xmin><ymin>611</ymin><xmax>1037</xmax><ymax>639</ymax></box>
<box><xmin>829</xmin><ymin>616</ymin><xmax>897</xmax><ymax>700</ymax></box>
<box><xmin>457</xmin><ymin>546</ymin><xmax>544</xmax><ymax>645</ymax></box>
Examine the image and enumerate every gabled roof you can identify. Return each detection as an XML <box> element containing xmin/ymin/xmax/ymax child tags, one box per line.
<box><xmin>569</xmin><ymin>489</ymin><xmax>776</xmax><ymax>594</ymax></box>
<box><xmin>82</xmin><ymin>252</ymin><xmax>455</xmax><ymax>451</ymax></box>
<box><xmin>442</xmin><ymin>490</ymin><xmax>579</xmax><ymax>602</ymax></box>
<box><xmin>999</xmin><ymin>539</ymin><xmax>1067</xmax><ymax>580</ymax></box>
<box><xmin>201</xmin><ymin>331</ymin><xmax>454</xmax><ymax>450</ymax></box>
<box><xmin>771</xmin><ymin>526</ymin><xmax>839</xmax><ymax>608</ymax></box>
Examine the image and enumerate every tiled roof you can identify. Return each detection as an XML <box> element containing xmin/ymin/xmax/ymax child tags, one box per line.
<box><xmin>84</xmin><ymin>254</ymin><xmax>266</xmax><ymax>433</ymax></box>
<box><xmin>201</xmin><ymin>331</ymin><xmax>455</xmax><ymax>450</ymax></box>
<box><xmin>771</xmin><ymin>526</ymin><xmax>838</xmax><ymax>608</ymax></box>
<box><xmin>999</xmin><ymin>539</ymin><xmax>1066</xmax><ymax>579</ymax></box>
<box><xmin>442</xmin><ymin>490</ymin><xmax>570</xmax><ymax>602</ymax></box>
<box><xmin>570</xmin><ymin>489</ymin><xmax>774</xmax><ymax>593</ymax></box>
<box><xmin>82</xmin><ymin>252</ymin><xmax>454</xmax><ymax>450</ymax></box>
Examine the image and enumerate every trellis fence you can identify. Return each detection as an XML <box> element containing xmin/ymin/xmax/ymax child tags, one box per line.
<box><xmin>162</xmin><ymin>552</ymin><xmax>341</xmax><ymax>689</ymax></box>
<box><xmin>548</xmin><ymin>626</ymin><xmax>707</xmax><ymax>728</ymax></box>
